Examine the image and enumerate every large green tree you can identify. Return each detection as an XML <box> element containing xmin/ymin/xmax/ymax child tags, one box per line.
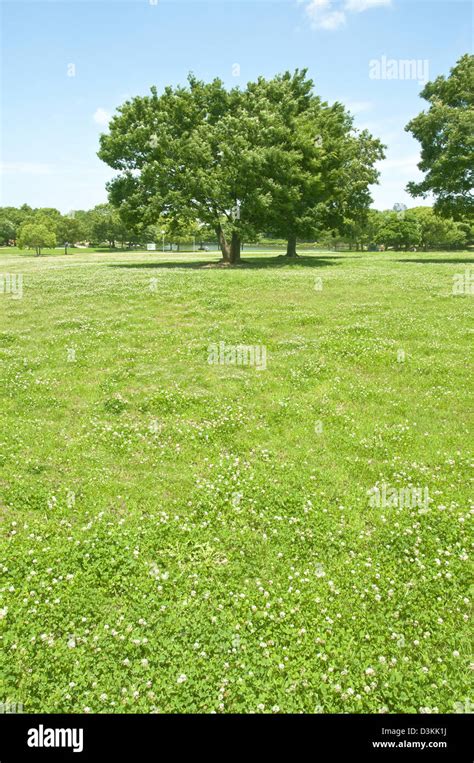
<box><xmin>406</xmin><ymin>54</ymin><xmax>474</xmax><ymax>220</ymax></box>
<box><xmin>246</xmin><ymin>71</ymin><xmax>385</xmax><ymax>256</ymax></box>
<box><xmin>99</xmin><ymin>72</ymin><xmax>380</xmax><ymax>263</ymax></box>
<box><xmin>99</xmin><ymin>76</ymin><xmax>277</xmax><ymax>263</ymax></box>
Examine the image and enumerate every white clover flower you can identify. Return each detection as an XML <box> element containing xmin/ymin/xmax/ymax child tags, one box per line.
<box><xmin>67</xmin><ymin>638</ymin><xmax>76</xmax><ymax>649</ymax></box>
<box><xmin>177</xmin><ymin>673</ymin><xmax>187</xmax><ymax>684</ymax></box>
<box><xmin>0</xmin><ymin>607</ymin><xmax>8</xmax><ymax>619</ymax></box>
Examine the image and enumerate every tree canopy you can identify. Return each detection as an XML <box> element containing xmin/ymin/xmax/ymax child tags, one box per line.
<box><xmin>406</xmin><ymin>54</ymin><xmax>474</xmax><ymax>220</ymax></box>
<box><xmin>17</xmin><ymin>221</ymin><xmax>57</xmax><ymax>256</ymax></box>
<box><xmin>98</xmin><ymin>70</ymin><xmax>384</xmax><ymax>262</ymax></box>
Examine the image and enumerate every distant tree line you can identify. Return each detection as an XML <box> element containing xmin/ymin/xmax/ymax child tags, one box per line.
<box><xmin>321</xmin><ymin>206</ymin><xmax>472</xmax><ymax>251</ymax></box>
<box><xmin>0</xmin><ymin>201</ymin><xmax>472</xmax><ymax>255</ymax></box>
<box><xmin>0</xmin><ymin>203</ymin><xmax>201</xmax><ymax>255</ymax></box>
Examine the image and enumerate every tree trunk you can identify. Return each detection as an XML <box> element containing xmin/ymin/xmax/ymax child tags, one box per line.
<box><xmin>286</xmin><ymin>234</ymin><xmax>297</xmax><ymax>257</ymax></box>
<box><xmin>216</xmin><ymin>224</ymin><xmax>231</xmax><ymax>261</ymax></box>
<box><xmin>229</xmin><ymin>231</ymin><xmax>241</xmax><ymax>263</ymax></box>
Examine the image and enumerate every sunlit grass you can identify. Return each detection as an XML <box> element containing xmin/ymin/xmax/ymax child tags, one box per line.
<box><xmin>0</xmin><ymin>248</ymin><xmax>472</xmax><ymax>713</ymax></box>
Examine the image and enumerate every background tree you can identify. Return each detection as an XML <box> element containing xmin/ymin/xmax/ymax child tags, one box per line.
<box><xmin>0</xmin><ymin>217</ymin><xmax>16</xmax><ymax>246</ymax></box>
<box><xmin>0</xmin><ymin>204</ymin><xmax>34</xmax><ymax>244</ymax></box>
<box><xmin>336</xmin><ymin>209</ymin><xmax>382</xmax><ymax>251</ymax></box>
<box><xmin>17</xmin><ymin>221</ymin><xmax>57</xmax><ymax>256</ymax></box>
<box><xmin>406</xmin><ymin>54</ymin><xmax>474</xmax><ymax>220</ymax></box>
<box><xmin>87</xmin><ymin>204</ymin><xmax>131</xmax><ymax>248</ymax></box>
<box><xmin>372</xmin><ymin>210</ymin><xmax>421</xmax><ymax>251</ymax></box>
<box><xmin>56</xmin><ymin>215</ymin><xmax>84</xmax><ymax>253</ymax></box>
<box><xmin>408</xmin><ymin>207</ymin><xmax>467</xmax><ymax>250</ymax></box>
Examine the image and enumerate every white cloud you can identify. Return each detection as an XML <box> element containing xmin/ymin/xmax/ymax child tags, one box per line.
<box><xmin>303</xmin><ymin>0</ymin><xmax>390</xmax><ymax>31</ymax></box>
<box><xmin>93</xmin><ymin>108</ymin><xmax>111</xmax><ymax>127</ymax></box>
<box><xmin>319</xmin><ymin>10</ymin><xmax>346</xmax><ymax>29</ymax></box>
<box><xmin>0</xmin><ymin>162</ymin><xmax>53</xmax><ymax>176</ymax></box>
<box><xmin>306</xmin><ymin>0</ymin><xmax>346</xmax><ymax>29</ymax></box>
<box><xmin>345</xmin><ymin>0</ymin><xmax>391</xmax><ymax>12</ymax></box>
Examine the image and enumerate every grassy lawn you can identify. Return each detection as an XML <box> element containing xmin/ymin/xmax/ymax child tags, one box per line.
<box><xmin>0</xmin><ymin>247</ymin><xmax>472</xmax><ymax>714</ymax></box>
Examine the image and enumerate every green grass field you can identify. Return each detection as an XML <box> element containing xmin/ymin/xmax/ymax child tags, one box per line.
<box><xmin>0</xmin><ymin>247</ymin><xmax>472</xmax><ymax>714</ymax></box>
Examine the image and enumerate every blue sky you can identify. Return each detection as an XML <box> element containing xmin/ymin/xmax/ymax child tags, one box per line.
<box><xmin>1</xmin><ymin>0</ymin><xmax>472</xmax><ymax>212</ymax></box>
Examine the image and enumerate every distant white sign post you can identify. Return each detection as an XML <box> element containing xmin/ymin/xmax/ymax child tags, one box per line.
<box><xmin>147</xmin><ymin>243</ymin><xmax>156</xmax><ymax>251</ymax></box>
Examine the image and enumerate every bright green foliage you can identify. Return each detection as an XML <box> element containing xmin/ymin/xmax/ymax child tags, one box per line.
<box><xmin>17</xmin><ymin>221</ymin><xmax>57</xmax><ymax>256</ymax></box>
<box><xmin>406</xmin><ymin>54</ymin><xmax>474</xmax><ymax>220</ymax></box>
<box><xmin>371</xmin><ymin>211</ymin><xmax>422</xmax><ymax>250</ymax></box>
<box><xmin>0</xmin><ymin>218</ymin><xmax>16</xmax><ymax>245</ymax></box>
<box><xmin>98</xmin><ymin>71</ymin><xmax>384</xmax><ymax>262</ymax></box>
<box><xmin>99</xmin><ymin>76</ymin><xmax>272</xmax><ymax>262</ymax></box>
<box><xmin>0</xmin><ymin>205</ymin><xmax>34</xmax><ymax>243</ymax></box>
<box><xmin>56</xmin><ymin>216</ymin><xmax>86</xmax><ymax>253</ymax></box>
<box><xmin>246</xmin><ymin>72</ymin><xmax>385</xmax><ymax>254</ymax></box>
<box><xmin>407</xmin><ymin>207</ymin><xmax>467</xmax><ymax>250</ymax></box>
